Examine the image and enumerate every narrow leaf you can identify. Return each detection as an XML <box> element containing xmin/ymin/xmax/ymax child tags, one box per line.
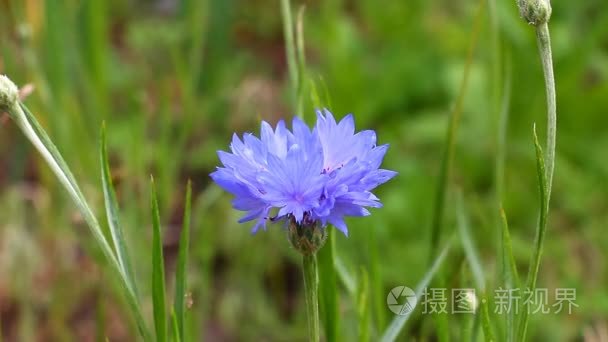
<box><xmin>500</xmin><ymin>208</ymin><xmax>519</xmax><ymax>342</ymax></box>
<box><xmin>100</xmin><ymin>122</ymin><xmax>138</xmax><ymax>297</ymax></box>
<box><xmin>14</xmin><ymin>103</ymin><xmax>151</xmax><ymax>340</ymax></box>
<box><xmin>517</xmin><ymin>124</ymin><xmax>548</xmax><ymax>341</ymax></box>
<box><xmin>280</xmin><ymin>0</ymin><xmax>298</xmax><ymax>109</ymax></box>
<box><xmin>380</xmin><ymin>241</ymin><xmax>452</xmax><ymax>342</ymax></box>
<box><xmin>456</xmin><ymin>194</ymin><xmax>496</xmax><ymax>342</ymax></box>
<box><xmin>151</xmin><ymin>178</ymin><xmax>167</xmax><ymax>342</ymax></box>
<box><xmin>457</xmin><ymin>195</ymin><xmax>484</xmax><ymax>290</ymax></box>
<box><xmin>357</xmin><ymin>268</ymin><xmax>370</xmax><ymax>342</ymax></box>
<box><xmin>500</xmin><ymin>208</ymin><xmax>520</xmax><ymax>289</ymax></box>
<box><xmin>295</xmin><ymin>5</ymin><xmax>307</xmax><ymax>117</ymax></box>
<box><xmin>429</xmin><ymin>0</ymin><xmax>485</xmax><ymax>261</ymax></box>
<box><xmin>334</xmin><ymin>253</ymin><xmax>356</xmax><ymax>297</ymax></box>
<box><xmin>171</xmin><ymin>309</ymin><xmax>181</xmax><ymax>342</ymax></box>
<box><xmin>174</xmin><ymin>181</ymin><xmax>192</xmax><ymax>342</ymax></box>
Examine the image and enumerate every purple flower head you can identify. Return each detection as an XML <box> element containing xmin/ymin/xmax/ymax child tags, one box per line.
<box><xmin>210</xmin><ymin>109</ymin><xmax>397</xmax><ymax>236</ymax></box>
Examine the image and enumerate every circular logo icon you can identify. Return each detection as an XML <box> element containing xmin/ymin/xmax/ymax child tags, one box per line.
<box><xmin>387</xmin><ymin>286</ymin><xmax>417</xmax><ymax>315</ymax></box>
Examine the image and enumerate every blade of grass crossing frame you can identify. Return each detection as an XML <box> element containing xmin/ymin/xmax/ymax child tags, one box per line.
<box><xmin>100</xmin><ymin>123</ymin><xmax>138</xmax><ymax>297</ymax></box>
<box><xmin>151</xmin><ymin>178</ymin><xmax>167</xmax><ymax>342</ymax></box>
<box><xmin>480</xmin><ymin>292</ymin><xmax>494</xmax><ymax>342</ymax></box>
<box><xmin>334</xmin><ymin>253</ymin><xmax>356</xmax><ymax>298</ymax></box>
<box><xmin>357</xmin><ymin>268</ymin><xmax>370</xmax><ymax>342</ymax></box>
<box><xmin>500</xmin><ymin>208</ymin><xmax>519</xmax><ymax>342</ymax></box>
<box><xmin>295</xmin><ymin>5</ymin><xmax>307</xmax><ymax>117</ymax></box>
<box><xmin>369</xmin><ymin>224</ymin><xmax>386</xmax><ymax>332</ymax></box>
<box><xmin>456</xmin><ymin>194</ymin><xmax>495</xmax><ymax>342</ymax></box>
<box><xmin>456</xmin><ymin>195</ymin><xmax>484</xmax><ymax>288</ymax></box>
<box><xmin>428</xmin><ymin>0</ymin><xmax>485</xmax><ymax>262</ymax></box>
<box><xmin>13</xmin><ymin>103</ymin><xmax>151</xmax><ymax>340</ymax></box>
<box><xmin>380</xmin><ymin>241</ymin><xmax>452</xmax><ymax>342</ymax></box>
<box><xmin>171</xmin><ymin>309</ymin><xmax>181</xmax><ymax>342</ymax></box>
<box><xmin>280</xmin><ymin>0</ymin><xmax>298</xmax><ymax>110</ymax></box>
<box><xmin>174</xmin><ymin>181</ymin><xmax>192</xmax><ymax>341</ymax></box>
<box><xmin>517</xmin><ymin>125</ymin><xmax>548</xmax><ymax>341</ymax></box>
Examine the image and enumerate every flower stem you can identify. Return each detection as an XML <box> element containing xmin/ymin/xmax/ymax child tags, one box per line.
<box><xmin>536</xmin><ymin>22</ymin><xmax>556</xmax><ymax>200</ymax></box>
<box><xmin>517</xmin><ymin>19</ymin><xmax>557</xmax><ymax>342</ymax></box>
<box><xmin>302</xmin><ymin>253</ymin><xmax>320</xmax><ymax>342</ymax></box>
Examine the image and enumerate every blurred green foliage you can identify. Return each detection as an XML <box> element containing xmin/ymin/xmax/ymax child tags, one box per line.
<box><xmin>0</xmin><ymin>0</ymin><xmax>607</xmax><ymax>340</ymax></box>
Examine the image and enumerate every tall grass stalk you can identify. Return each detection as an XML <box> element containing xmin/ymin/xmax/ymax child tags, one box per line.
<box><xmin>428</xmin><ymin>0</ymin><xmax>485</xmax><ymax>261</ymax></box>
<box><xmin>500</xmin><ymin>208</ymin><xmax>520</xmax><ymax>342</ymax></box>
<box><xmin>380</xmin><ymin>241</ymin><xmax>452</xmax><ymax>342</ymax></box>
<box><xmin>151</xmin><ymin>178</ymin><xmax>168</xmax><ymax>342</ymax></box>
<box><xmin>0</xmin><ymin>76</ymin><xmax>152</xmax><ymax>340</ymax></box>
<box><xmin>457</xmin><ymin>194</ymin><xmax>496</xmax><ymax>341</ymax></box>
<box><xmin>174</xmin><ymin>181</ymin><xmax>193</xmax><ymax>341</ymax></box>
<box><xmin>280</xmin><ymin>0</ymin><xmax>299</xmax><ymax>111</ymax></box>
<box><xmin>101</xmin><ymin>123</ymin><xmax>138</xmax><ymax>299</ymax></box>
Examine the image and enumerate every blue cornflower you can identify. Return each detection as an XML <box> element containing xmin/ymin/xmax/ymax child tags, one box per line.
<box><xmin>210</xmin><ymin>109</ymin><xmax>396</xmax><ymax>236</ymax></box>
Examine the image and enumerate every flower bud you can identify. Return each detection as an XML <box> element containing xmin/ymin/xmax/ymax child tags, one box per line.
<box><xmin>287</xmin><ymin>215</ymin><xmax>327</xmax><ymax>256</ymax></box>
<box><xmin>517</xmin><ymin>0</ymin><xmax>552</xmax><ymax>26</ymax></box>
<box><xmin>0</xmin><ymin>75</ymin><xmax>19</xmax><ymax>113</ymax></box>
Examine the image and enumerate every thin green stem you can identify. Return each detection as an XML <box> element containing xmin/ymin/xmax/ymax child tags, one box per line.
<box><xmin>517</xmin><ymin>126</ymin><xmax>548</xmax><ymax>341</ymax></box>
<box><xmin>517</xmin><ymin>21</ymin><xmax>557</xmax><ymax>341</ymax></box>
<box><xmin>536</xmin><ymin>22</ymin><xmax>557</xmax><ymax>200</ymax></box>
<box><xmin>496</xmin><ymin>57</ymin><xmax>512</xmax><ymax>205</ymax></box>
<box><xmin>428</xmin><ymin>0</ymin><xmax>484</xmax><ymax>262</ymax></box>
<box><xmin>303</xmin><ymin>254</ymin><xmax>320</xmax><ymax>342</ymax></box>
<box><xmin>280</xmin><ymin>0</ymin><xmax>299</xmax><ymax>110</ymax></box>
<box><xmin>0</xmin><ymin>87</ymin><xmax>152</xmax><ymax>340</ymax></box>
<box><xmin>295</xmin><ymin>5</ymin><xmax>307</xmax><ymax>118</ymax></box>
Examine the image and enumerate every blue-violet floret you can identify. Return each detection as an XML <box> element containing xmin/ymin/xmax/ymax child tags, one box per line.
<box><xmin>210</xmin><ymin>109</ymin><xmax>397</xmax><ymax>236</ymax></box>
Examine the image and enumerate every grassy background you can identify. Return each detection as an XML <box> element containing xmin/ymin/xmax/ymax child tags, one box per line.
<box><xmin>1</xmin><ymin>0</ymin><xmax>607</xmax><ymax>340</ymax></box>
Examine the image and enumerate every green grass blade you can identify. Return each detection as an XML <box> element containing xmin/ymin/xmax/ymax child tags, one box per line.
<box><xmin>318</xmin><ymin>228</ymin><xmax>339</xmax><ymax>342</ymax></box>
<box><xmin>369</xmin><ymin>225</ymin><xmax>386</xmax><ymax>332</ymax></box>
<box><xmin>280</xmin><ymin>0</ymin><xmax>298</xmax><ymax>110</ymax></box>
<box><xmin>380</xmin><ymin>241</ymin><xmax>452</xmax><ymax>342</ymax></box>
<box><xmin>357</xmin><ymin>268</ymin><xmax>370</xmax><ymax>342</ymax></box>
<box><xmin>456</xmin><ymin>196</ymin><xmax>484</xmax><ymax>289</ymax></box>
<box><xmin>174</xmin><ymin>181</ymin><xmax>192</xmax><ymax>342</ymax></box>
<box><xmin>295</xmin><ymin>5</ymin><xmax>307</xmax><ymax>117</ymax></box>
<box><xmin>171</xmin><ymin>309</ymin><xmax>181</xmax><ymax>342</ymax></box>
<box><xmin>100</xmin><ymin>122</ymin><xmax>138</xmax><ymax>297</ymax></box>
<box><xmin>151</xmin><ymin>178</ymin><xmax>167</xmax><ymax>342</ymax></box>
<box><xmin>500</xmin><ymin>209</ymin><xmax>520</xmax><ymax>289</ymax></box>
<box><xmin>334</xmin><ymin>252</ymin><xmax>357</xmax><ymax>297</ymax></box>
<box><xmin>479</xmin><ymin>292</ymin><xmax>494</xmax><ymax>342</ymax></box>
<box><xmin>500</xmin><ymin>208</ymin><xmax>519</xmax><ymax>342</ymax></box>
<box><xmin>456</xmin><ymin>194</ymin><xmax>495</xmax><ymax>342</ymax></box>
<box><xmin>517</xmin><ymin>125</ymin><xmax>548</xmax><ymax>341</ymax></box>
<box><xmin>10</xmin><ymin>102</ymin><xmax>151</xmax><ymax>340</ymax></box>
<box><xmin>496</xmin><ymin>55</ymin><xmax>512</xmax><ymax>207</ymax></box>
<box><xmin>428</xmin><ymin>0</ymin><xmax>485</xmax><ymax>261</ymax></box>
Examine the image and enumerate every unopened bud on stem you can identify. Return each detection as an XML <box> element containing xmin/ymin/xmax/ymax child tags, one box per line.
<box><xmin>517</xmin><ymin>0</ymin><xmax>551</xmax><ymax>26</ymax></box>
<box><xmin>287</xmin><ymin>215</ymin><xmax>327</xmax><ymax>256</ymax></box>
<box><xmin>0</xmin><ymin>75</ymin><xmax>19</xmax><ymax>113</ymax></box>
